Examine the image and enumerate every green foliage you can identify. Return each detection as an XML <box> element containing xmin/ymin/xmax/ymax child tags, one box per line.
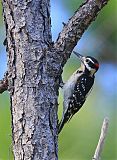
<box><xmin>58</xmin><ymin>100</ymin><xmax>117</xmax><ymax>160</ymax></box>
<box><xmin>0</xmin><ymin>93</ymin><xmax>13</xmax><ymax>159</ymax></box>
<box><xmin>62</xmin><ymin>0</ymin><xmax>83</xmax><ymax>12</ymax></box>
<box><xmin>0</xmin><ymin>2</ymin><xmax>3</xmax><ymax>25</ymax></box>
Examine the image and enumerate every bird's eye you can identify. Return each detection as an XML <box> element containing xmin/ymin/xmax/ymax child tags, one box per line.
<box><xmin>77</xmin><ymin>70</ymin><xmax>82</xmax><ymax>73</ymax></box>
<box><xmin>86</xmin><ymin>59</ymin><xmax>90</xmax><ymax>63</ymax></box>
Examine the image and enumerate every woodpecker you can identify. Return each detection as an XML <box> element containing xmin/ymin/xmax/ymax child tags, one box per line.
<box><xmin>58</xmin><ymin>51</ymin><xmax>99</xmax><ymax>134</ymax></box>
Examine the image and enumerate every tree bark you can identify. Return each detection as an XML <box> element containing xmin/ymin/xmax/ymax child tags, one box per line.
<box><xmin>0</xmin><ymin>71</ymin><xmax>8</xmax><ymax>93</ymax></box>
<box><xmin>2</xmin><ymin>0</ymin><xmax>58</xmax><ymax>159</ymax></box>
<box><xmin>2</xmin><ymin>0</ymin><xmax>109</xmax><ymax>159</ymax></box>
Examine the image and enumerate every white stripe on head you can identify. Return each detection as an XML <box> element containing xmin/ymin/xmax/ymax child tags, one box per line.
<box><xmin>86</xmin><ymin>58</ymin><xmax>95</xmax><ymax>64</ymax></box>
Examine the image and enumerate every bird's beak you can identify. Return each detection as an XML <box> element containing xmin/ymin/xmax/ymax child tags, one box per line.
<box><xmin>73</xmin><ymin>51</ymin><xmax>85</xmax><ymax>64</ymax></box>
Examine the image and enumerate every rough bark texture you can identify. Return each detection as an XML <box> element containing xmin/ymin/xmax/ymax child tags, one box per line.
<box><xmin>0</xmin><ymin>72</ymin><xmax>8</xmax><ymax>93</ymax></box>
<box><xmin>2</xmin><ymin>0</ymin><xmax>109</xmax><ymax>159</ymax></box>
<box><xmin>2</xmin><ymin>0</ymin><xmax>59</xmax><ymax>159</ymax></box>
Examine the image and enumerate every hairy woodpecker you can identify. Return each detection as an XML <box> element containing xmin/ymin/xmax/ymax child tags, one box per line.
<box><xmin>58</xmin><ymin>51</ymin><xmax>99</xmax><ymax>134</ymax></box>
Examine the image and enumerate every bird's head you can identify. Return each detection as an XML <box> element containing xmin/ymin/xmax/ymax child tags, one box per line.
<box><xmin>73</xmin><ymin>51</ymin><xmax>99</xmax><ymax>76</ymax></box>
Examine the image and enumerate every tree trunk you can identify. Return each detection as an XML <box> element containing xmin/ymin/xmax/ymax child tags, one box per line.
<box><xmin>1</xmin><ymin>0</ymin><xmax>109</xmax><ymax>159</ymax></box>
<box><xmin>2</xmin><ymin>0</ymin><xmax>59</xmax><ymax>159</ymax></box>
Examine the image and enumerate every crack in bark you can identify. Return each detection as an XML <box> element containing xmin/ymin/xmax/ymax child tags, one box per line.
<box><xmin>39</xmin><ymin>0</ymin><xmax>52</xmax><ymax>47</ymax></box>
<box><xmin>4</xmin><ymin>2</ymin><xmax>16</xmax><ymax>94</ymax></box>
<box><xmin>21</xmin><ymin>116</ymin><xmax>26</xmax><ymax>160</ymax></box>
<box><xmin>31</xmin><ymin>118</ymin><xmax>37</xmax><ymax>160</ymax></box>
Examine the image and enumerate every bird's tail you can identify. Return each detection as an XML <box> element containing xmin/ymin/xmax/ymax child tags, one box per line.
<box><xmin>58</xmin><ymin>113</ymin><xmax>73</xmax><ymax>134</ymax></box>
<box><xmin>58</xmin><ymin>118</ymin><xmax>65</xmax><ymax>134</ymax></box>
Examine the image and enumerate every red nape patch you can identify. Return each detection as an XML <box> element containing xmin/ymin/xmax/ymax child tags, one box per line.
<box><xmin>95</xmin><ymin>63</ymin><xmax>99</xmax><ymax>68</ymax></box>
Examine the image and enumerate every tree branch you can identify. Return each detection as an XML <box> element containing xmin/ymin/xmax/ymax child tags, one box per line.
<box><xmin>92</xmin><ymin>117</ymin><xmax>109</xmax><ymax>160</ymax></box>
<box><xmin>54</xmin><ymin>0</ymin><xmax>110</xmax><ymax>62</ymax></box>
<box><xmin>0</xmin><ymin>71</ymin><xmax>8</xmax><ymax>94</ymax></box>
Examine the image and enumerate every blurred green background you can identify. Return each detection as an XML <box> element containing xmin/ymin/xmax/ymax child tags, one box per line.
<box><xmin>0</xmin><ymin>0</ymin><xmax>117</xmax><ymax>159</ymax></box>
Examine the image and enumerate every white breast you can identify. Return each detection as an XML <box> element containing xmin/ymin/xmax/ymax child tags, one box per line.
<box><xmin>63</xmin><ymin>70</ymin><xmax>82</xmax><ymax>113</ymax></box>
